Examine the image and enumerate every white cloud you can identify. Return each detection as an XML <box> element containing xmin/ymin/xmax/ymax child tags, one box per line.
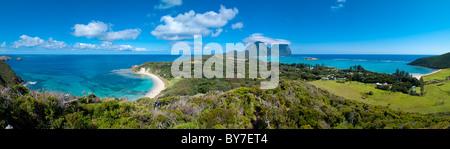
<box><xmin>72</xmin><ymin>21</ymin><xmax>108</xmax><ymax>38</ymax></box>
<box><xmin>99</xmin><ymin>29</ymin><xmax>141</xmax><ymax>41</ymax></box>
<box><xmin>231</xmin><ymin>22</ymin><xmax>243</xmax><ymax>30</ymax></box>
<box><xmin>74</xmin><ymin>43</ymin><xmax>98</xmax><ymax>49</ymax></box>
<box><xmin>74</xmin><ymin>42</ymin><xmax>148</xmax><ymax>51</ymax></box>
<box><xmin>10</xmin><ymin>34</ymin><xmax>146</xmax><ymax>51</ymax></box>
<box><xmin>155</xmin><ymin>0</ymin><xmax>182</xmax><ymax>9</ymax></box>
<box><xmin>331</xmin><ymin>4</ymin><xmax>344</xmax><ymax>11</ymax></box>
<box><xmin>331</xmin><ymin>0</ymin><xmax>346</xmax><ymax>11</ymax></box>
<box><xmin>72</xmin><ymin>21</ymin><xmax>141</xmax><ymax>41</ymax></box>
<box><xmin>41</xmin><ymin>38</ymin><xmax>67</xmax><ymax>49</ymax></box>
<box><xmin>100</xmin><ymin>41</ymin><xmax>134</xmax><ymax>51</ymax></box>
<box><xmin>12</xmin><ymin>35</ymin><xmax>44</xmax><ymax>48</ymax></box>
<box><xmin>242</xmin><ymin>33</ymin><xmax>291</xmax><ymax>45</ymax></box>
<box><xmin>0</xmin><ymin>42</ymin><xmax>5</xmax><ymax>48</ymax></box>
<box><xmin>12</xmin><ymin>35</ymin><xmax>67</xmax><ymax>49</ymax></box>
<box><xmin>151</xmin><ymin>5</ymin><xmax>238</xmax><ymax>40</ymax></box>
<box><xmin>134</xmin><ymin>48</ymin><xmax>147</xmax><ymax>51</ymax></box>
<box><xmin>211</xmin><ymin>28</ymin><xmax>223</xmax><ymax>37</ymax></box>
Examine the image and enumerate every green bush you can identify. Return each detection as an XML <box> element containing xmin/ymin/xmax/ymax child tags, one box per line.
<box><xmin>173</xmin><ymin>123</ymin><xmax>199</xmax><ymax>129</ymax></box>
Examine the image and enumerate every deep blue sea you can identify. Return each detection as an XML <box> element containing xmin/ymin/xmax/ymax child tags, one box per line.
<box><xmin>277</xmin><ymin>55</ymin><xmax>437</xmax><ymax>75</ymax></box>
<box><xmin>3</xmin><ymin>54</ymin><xmax>437</xmax><ymax>100</ymax></box>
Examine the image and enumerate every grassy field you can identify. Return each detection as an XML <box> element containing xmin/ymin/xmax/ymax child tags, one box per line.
<box><xmin>310</xmin><ymin>74</ymin><xmax>450</xmax><ymax>113</ymax></box>
<box><xmin>422</xmin><ymin>68</ymin><xmax>450</xmax><ymax>82</ymax></box>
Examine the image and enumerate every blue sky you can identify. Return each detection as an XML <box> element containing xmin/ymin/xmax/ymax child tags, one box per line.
<box><xmin>0</xmin><ymin>0</ymin><xmax>449</xmax><ymax>54</ymax></box>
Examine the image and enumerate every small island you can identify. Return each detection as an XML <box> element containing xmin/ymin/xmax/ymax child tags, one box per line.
<box><xmin>0</xmin><ymin>56</ymin><xmax>12</xmax><ymax>61</ymax></box>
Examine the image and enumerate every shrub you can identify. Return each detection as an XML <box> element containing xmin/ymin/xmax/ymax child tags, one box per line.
<box><xmin>173</xmin><ymin>123</ymin><xmax>199</xmax><ymax>129</ymax></box>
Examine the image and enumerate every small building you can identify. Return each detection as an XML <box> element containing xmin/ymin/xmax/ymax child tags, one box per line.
<box><xmin>321</xmin><ymin>77</ymin><xmax>329</xmax><ymax>80</ymax></box>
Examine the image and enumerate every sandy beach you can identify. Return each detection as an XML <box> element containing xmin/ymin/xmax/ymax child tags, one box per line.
<box><xmin>133</xmin><ymin>68</ymin><xmax>168</xmax><ymax>98</ymax></box>
<box><xmin>414</xmin><ymin>69</ymin><xmax>442</xmax><ymax>80</ymax></box>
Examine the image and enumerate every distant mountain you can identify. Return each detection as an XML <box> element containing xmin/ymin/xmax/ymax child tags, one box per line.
<box><xmin>0</xmin><ymin>61</ymin><xmax>23</xmax><ymax>86</ymax></box>
<box><xmin>408</xmin><ymin>52</ymin><xmax>450</xmax><ymax>69</ymax></box>
<box><xmin>278</xmin><ymin>44</ymin><xmax>292</xmax><ymax>56</ymax></box>
<box><xmin>250</xmin><ymin>41</ymin><xmax>292</xmax><ymax>56</ymax></box>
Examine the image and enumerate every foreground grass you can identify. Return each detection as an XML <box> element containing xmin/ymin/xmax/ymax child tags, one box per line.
<box><xmin>310</xmin><ymin>80</ymin><xmax>450</xmax><ymax>113</ymax></box>
<box><xmin>167</xmin><ymin>78</ymin><xmax>182</xmax><ymax>88</ymax></box>
<box><xmin>423</xmin><ymin>68</ymin><xmax>450</xmax><ymax>82</ymax></box>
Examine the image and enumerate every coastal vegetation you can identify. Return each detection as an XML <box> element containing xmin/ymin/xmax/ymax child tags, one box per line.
<box><xmin>282</xmin><ymin>63</ymin><xmax>421</xmax><ymax>95</ymax></box>
<box><xmin>0</xmin><ymin>61</ymin><xmax>23</xmax><ymax>86</ymax></box>
<box><xmin>408</xmin><ymin>52</ymin><xmax>450</xmax><ymax>69</ymax></box>
<box><xmin>133</xmin><ymin>54</ymin><xmax>266</xmax><ymax>97</ymax></box>
<box><xmin>135</xmin><ymin>58</ymin><xmax>421</xmax><ymax>97</ymax></box>
<box><xmin>2</xmin><ymin>78</ymin><xmax>450</xmax><ymax>129</ymax></box>
<box><xmin>2</xmin><ymin>52</ymin><xmax>450</xmax><ymax>129</ymax></box>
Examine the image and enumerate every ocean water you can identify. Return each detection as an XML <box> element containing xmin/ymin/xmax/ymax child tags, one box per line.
<box><xmin>3</xmin><ymin>54</ymin><xmax>437</xmax><ymax>101</ymax></box>
<box><xmin>4</xmin><ymin>55</ymin><xmax>180</xmax><ymax>101</ymax></box>
<box><xmin>277</xmin><ymin>55</ymin><xmax>438</xmax><ymax>76</ymax></box>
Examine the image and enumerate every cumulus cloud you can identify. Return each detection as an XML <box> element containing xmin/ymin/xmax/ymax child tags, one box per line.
<box><xmin>72</xmin><ymin>21</ymin><xmax>108</xmax><ymax>38</ymax></box>
<box><xmin>231</xmin><ymin>22</ymin><xmax>243</xmax><ymax>30</ymax></box>
<box><xmin>0</xmin><ymin>42</ymin><xmax>5</xmax><ymax>48</ymax></box>
<box><xmin>12</xmin><ymin>35</ymin><xmax>67</xmax><ymax>49</ymax></box>
<box><xmin>99</xmin><ymin>29</ymin><xmax>141</xmax><ymax>41</ymax></box>
<box><xmin>73</xmin><ymin>43</ymin><xmax>98</xmax><ymax>49</ymax></box>
<box><xmin>72</xmin><ymin>21</ymin><xmax>141</xmax><ymax>41</ymax></box>
<box><xmin>331</xmin><ymin>0</ymin><xmax>346</xmax><ymax>11</ymax></box>
<box><xmin>155</xmin><ymin>0</ymin><xmax>182</xmax><ymax>9</ymax></box>
<box><xmin>74</xmin><ymin>42</ymin><xmax>148</xmax><ymax>51</ymax></box>
<box><xmin>242</xmin><ymin>33</ymin><xmax>291</xmax><ymax>45</ymax></box>
<box><xmin>151</xmin><ymin>5</ymin><xmax>239</xmax><ymax>40</ymax></box>
<box><xmin>10</xmin><ymin>34</ymin><xmax>145</xmax><ymax>51</ymax></box>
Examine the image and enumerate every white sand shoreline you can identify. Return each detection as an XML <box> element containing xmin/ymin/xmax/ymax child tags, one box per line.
<box><xmin>414</xmin><ymin>69</ymin><xmax>443</xmax><ymax>80</ymax></box>
<box><xmin>132</xmin><ymin>68</ymin><xmax>167</xmax><ymax>98</ymax></box>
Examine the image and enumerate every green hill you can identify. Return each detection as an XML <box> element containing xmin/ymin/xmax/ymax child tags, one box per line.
<box><xmin>408</xmin><ymin>52</ymin><xmax>450</xmax><ymax>69</ymax></box>
<box><xmin>0</xmin><ymin>61</ymin><xmax>23</xmax><ymax>86</ymax></box>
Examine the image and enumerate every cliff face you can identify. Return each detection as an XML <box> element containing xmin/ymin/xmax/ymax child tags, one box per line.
<box><xmin>408</xmin><ymin>52</ymin><xmax>450</xmax><ymax>69</ymax></box>
<box><xmin>0</xmin><ymin>61</ymin><xmax>23</xmax><ymax>86</ymax></box>
<box><xmin>278</xmin><ymin>44</ymin><xmax>292</xmax><ymax>56</ymax></box>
